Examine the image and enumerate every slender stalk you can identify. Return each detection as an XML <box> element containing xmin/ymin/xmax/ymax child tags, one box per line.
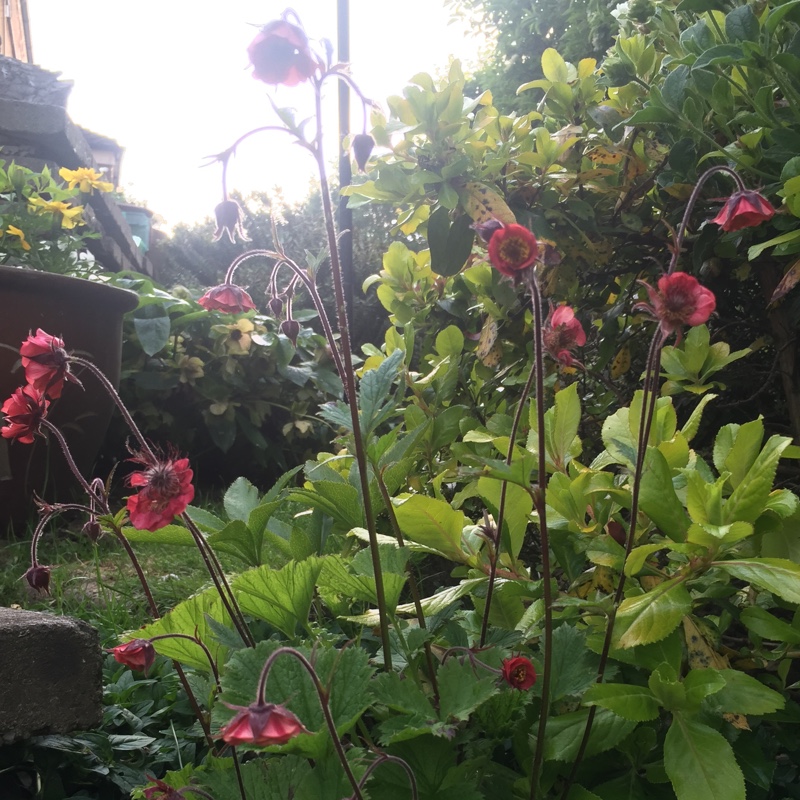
<box><xmin>257</xmin><ymin>647</ymin><xmax>364</xmax><ymax>800</ymax></box>
<box><xmin>352</xmin><ymin>754</ymin><xmax>418</xmax><ymax>800</ymax></box>
<box><xmin>527</xmin><ymin>274</ymin><xmax>554</xmax><ymax>800</ymax></box>
<box><xmin>480</xmin><ymin>357</ymin><xmax>537</xmax><ymax>647</ymax></box>
<box><xmin>311</xmin><ymin>77</ymin><xmax>392</xmax><ymax>669</ymax></box>
<box><xmin>147</xmin><ymin>632</ymin><xmax>222</xmax><ymax>691</ymax></box>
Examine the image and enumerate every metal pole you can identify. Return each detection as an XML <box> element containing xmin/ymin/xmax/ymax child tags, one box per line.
<box><xmin>337</xmin><ymin>0</ymin><xmax>354</xmax><ymax>319</ymax></box>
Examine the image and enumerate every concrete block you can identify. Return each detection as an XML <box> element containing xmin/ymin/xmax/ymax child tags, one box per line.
<box><xmin>0</xmin><ymin>607</ymin><xmax>103</xmax><ymax>743</ymax></box>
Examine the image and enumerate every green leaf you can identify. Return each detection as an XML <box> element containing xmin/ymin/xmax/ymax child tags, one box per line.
<box><xmin>661</xmin><ymin>65</ymin><xmax>690</xmax><ymax>111</ymax></box>
<box><xmin>437</xmin><ymin>657</ymin><xmax>498</xmax><ymax>723</ymax></box>
<box><xmin>549</xmin><ymin>625</ymin><xmax>597</xmax><ymax>702</ymax></box>
<box><xmin>224</xmin><ymin>477</ymin><xmax>261</xmax><ymax>521</ymax></box>
<box><xmin>706</xmin><ymin>669</ymin><xmax>785</xmax><ymax>715</ymax></box>
<box><xmin>393</xmin><ymin>495</ymin><xmax>469</xmax><ymax>563</ymax></box>
<box><xmin>122</xmin><ymin>523</ymin><xmax>195</xmax><ymax>546</ymax></box>
<box><xmin>582</xmin><ymin>683</ymin><xmax>661</xmax><ymax>721</ymax></box>
<box><xmin>664</xmin><ymin>715</ymin><xmax>745</xmax><ymax>800</ymax></box>
<box><xmin>359</xmin><ymin>347</ymin><xmax>404</xmax><ymax>437</ymax></box>
<box><xmin>681</xmin><ymin>394</ymin><xmax>718</xmax><ymax>442</ymax></box>
<box><xmin>233</xmin><ymin>558</ymin><xmax>324</xmax><ymax>637</ymax></box>
<box><xmin>435</xmin><ymin>325</ymin><xmax>464</xmax><ymax>358</ymax></box>
<box><xmin>477</xmin><ymin>476</ymin><xmax>532</xmax><ymax>561</ymax></box>
<box><xmin>544</xmin><ymin>708</ymin><xmax>636</xmax><ymax>761</ymax></box>
<box><xmin>692</xmin><ymin>44</ymin><xmax>745</xmax><ymax>70</ymax></box>
<box><xmin>625</xmin><ymin>106</ymin><xmax>681</xmax><ymax>126</ymax></box>
<box><xmin>740</xmin><ymin>606</ymin><xmax>800</xmax><ymax>644</ymax></box>
<box><xmin>639</xmin><ymin>448</ymin><xmax>690</xmax><ymax>541</ymax></box>
<box><xmin>614</xmin><ymin>579</ymin><xmax>692</xmax><ymax>649</ymax></box>
<box><xmin>289</xmin><ymin>482</ymin><xmax>364</xmax><ymax>531</ymax></box>
<box><xmin>551</xmin><ymin>382</ymin><xmax>581</xmax><ymax>471</ymax></box>
<box><xmin>135</xmin><ymin>587</ymin><xmax>230</xmax><ymax>671</ymax></box>
<box><xmin>715</xmin><ymin>558</ymin><xmax>800</xmax><ymax>603</ymax></box>
<box><xmin>725</xmin><ymin>3</ymin><xmax>760</xmax><ymax>42</ymax></box>
<box><xmin>541</xmin><ymin>47</ymin><xmax>571</xmax><ymax>83</ymax></box>
<box><xmin>748</xmin><ymin>229</ymin><xmax>800</xmax><ymax>260</ymax></box>
<box><xmin>766</xmin><ymin>0</ymin><xmax>800</xmax><ymax>35</ymax></box>
<box><xmin>133</xmin><ymin>315</ymin><xmax>171</xmax><ymax>356</ymax></box>
<box><xmin>208</xmin><ymin>519</ymin><xmax>263</xmax><ymax>567</ymax></box>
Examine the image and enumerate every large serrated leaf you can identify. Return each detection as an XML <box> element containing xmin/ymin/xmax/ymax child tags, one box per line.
<box><xmin>715</xmin><ymin>558</ymin><xmax>800</xmax><ymax>603</ymax></box>
<box><xmin>582</xmin><ymin>683</ymin><xmax>661</xmax><ymax>721</ymax></box>
<box><xmin>543</xmin><ymin>708</ymin><xmax>636</xmax><ymax>761</ymax></box>
<box><xmin>393</xmin><ymin>495</ymin><xmax>469</xmax><ymax>562</ymax></box>
<box><xmin>614</xmin><ymin>579</ymin><xmax>692</xmax><ymax>649</ymax></box>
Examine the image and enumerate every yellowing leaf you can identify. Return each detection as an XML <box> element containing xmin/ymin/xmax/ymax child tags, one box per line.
<box><xmin>769</xmin><ymin>259</ymin><xmax>800</xmax><ymax>304</ymax></box>
<box><xmin>610</xmin><ymin>344</ymin><xmax>631</xmax><ymax>378</ymax></box>
<box><xmin>475</xmin><ymin>317</ymin><xmax>499</xmax><ymax>361</ymax></box>
<box><xmin>541</xmin><ymin>48</ymin><xmax>571</xmax><ymax>83</ymax></box>
<box><xmin>723</xmin><ymin>712</ymin><xmax>750</xmax><ymax>730</ymax></box>
<box><xmin>578</xmin><ymin>58</ymin><xmax>597</xmax><ymax>79</ymax></box>
<box><xmin>683</xmin><ymin>616</ymin><xmax>730</xmax><ymax>670</ymax></box>
<box><xmin>462</xmin><ymin>182</ymin><xmax>516</xmax><ymax>225</ymax></box>
<box><xmin>588</xmin><ymin>145</ymin><xmax>623</xmax><ymax>165</ymax></box>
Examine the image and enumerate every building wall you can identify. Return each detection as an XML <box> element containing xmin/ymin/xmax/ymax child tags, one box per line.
<box><xmin>0</xmin><ymin>0</ymin><xmax>32</xmax><ymax>63</ymax></box>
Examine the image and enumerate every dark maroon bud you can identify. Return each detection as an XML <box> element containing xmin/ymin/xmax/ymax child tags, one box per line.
<box><xmin>280</xmin><ymin>319</ymin><xmax>301</xmax><ymax>347</ymax></box>
<box><xmin>83</xmin><ymin>519</ymin><xmax>103</xmax><ymax>543</ymax></box>
<box><xmin>23</xmin><ymin>564</ymin><xmax>51</xmax><ymax>594</ymax></box>
<box><xmin>352</xmin><ymin>134</ymin><xmax>375</xmax><ymax>172</ymax></box>
<box><xmin>472</xmin><ymin>219</ymin><xmax>504</xmax><ymax>243</ymax></box>
<box><xmin>607</xmin><ymin>521</ymin><xmax>626</xmax><ymax>546</ymax></box>
<box><xmin>268</xmin><ymin>297</ymin><xmax>284</xmax><ymax>317</ymax></box>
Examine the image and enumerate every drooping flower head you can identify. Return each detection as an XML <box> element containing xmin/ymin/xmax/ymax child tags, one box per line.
<box><xmin>23</xmin><ymin>564</ymin><xmax>52</xmax><ymax>594</ymax></box>
<box><xmin>1</xmin><ymin>385</ymin><xmax>49</xmax><ymax>444</ymax></box>
<box><xmin>212</xmin><ymin>199</ymin><xmax>250</xmax><ymax>244</ymax></box>
<box><xmin>501</xmin><ymin>656</ymin><xmax>537</xmax><ymax>690</ymax></box>
<box><xmin>20</xmin><ymin>329</ymin><xmax>77</xmax><ymax>399</ymax></box>
<box><xmin>218</xmin><ymin>700</ymin><xmax>308</xmax><ymax>747</ymax></box>
<box><xmin>487</xmin><ymin>223</ymin><xmax>539</xmax><ymax>278</ymax></box>
<box><xmin>711</xmin><ymin>189</ymin><xmax>775</xmax><ymax>232</ymax></box>
<box><xmin>636</xmin><ymin>272</ymin><xmax>716</xmax><ymax>339</ymax></box>
<box><xmin>198</xmin><ymin>283</ymin><xmax>257</xmax><ymax>314</ymax></box>
<box><xmin>108</xmin><ymin>639</ymin><xmax>157</xmax><ymax>675</ymax></box>
<box><xmin>542</xmin><ymin>304</ymin><xmax>586</xmax><ymax>367</ymax></box>
<box><xmin>126</xmin><ymin>449</ymin><xmax>195</xmax><ymax>531</ymax></box>
<box><xmin>58</xmin><ymin>166</ymin><xmax>114</xmax><ymax>194</ymax></box>
<box><xmin>247</xmin><ymin>17</ymin><xmax>321</xmax><ymax>87</ymax></box>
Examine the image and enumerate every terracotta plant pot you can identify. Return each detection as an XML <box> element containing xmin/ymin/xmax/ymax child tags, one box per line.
<box><xmin>0</xmin><ymin>266</ymin><xmax>139</xmax><ymax>531</ymax></box>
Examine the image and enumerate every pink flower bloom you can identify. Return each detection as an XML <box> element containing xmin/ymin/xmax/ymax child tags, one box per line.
<box><xmin>501</xmin><ymin>656</ymin><xmax>537</xmax><ymax>690</ymax></box>
<box><xmin>487</xmin><ymin>223</ymin><xmax>539</xmax><ymax>277</ymax></box>
<box><xmin>711</xmin><ymin>189</ymin><xmax>775</xmax><ymax>232</ymax></box>
<box><xmin>108</xmin><ymin>639</ymin><xmax>156</xmax><ymax>674</ymax></box>
<box><xmin>20</xmin><ymin>329</ymin><xmax>75</xmax><ymax>399</ymax></box>
<box><xmin>247</xmin><ymin>18</ymin><xmax>320</xmax><ymax>87</ymax></box>
<box><xmin>198</xmin><ymin>283</ymin><xmax>256</xmax><ymax>314</ymax></box>
<box><xmin>212</xmin><ymin>199</ymin><xmax>249</xmax><ymax>244</ymax></box>
<box><xmin>126</xmin><ymin>451</ymin><xmax>195</xmax><ymax>531</ymax></box>
<box><xmin>218</xmin><ymin>701</ymin><xmax>308</xmax><ymax>747</ymax></box>
<box><xmin>542</xmin><ymin>304</ymin><xmax>586</xmax><ymax>367</ymax></box>
<box><xmin>1</xmin><ymin>385</ymin><xmax>49</xmax><ymax>444</ymax></box>
<box><xmin>637</xmin><ymin>272</ymin><xmax>716</xmax><ymax>338</ymax></box>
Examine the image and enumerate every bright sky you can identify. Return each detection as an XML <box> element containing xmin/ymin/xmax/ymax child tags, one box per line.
<box><xmin>26</xmin><ymin>1</ymin><xmax>484</xmax><ymax>229</ymax></box>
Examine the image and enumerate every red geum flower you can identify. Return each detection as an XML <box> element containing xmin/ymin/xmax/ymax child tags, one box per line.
<box><xmin>126</xmin><ymin>450</ymin><xmax>195</xmax><ymax>531</ymax></box>
<box><xmin>247</xmin><ymin>18</ymin><xmax>320</xmax><ymax>87</ymax></box>
<box><xmin>20</xmin><ymin>329</ymin><xmax>77</xmax><ymax>399</ymax></box>
<box><xmin>711</xmin><ymin>189</ymin><xmax>775</xmax><ymax>232</ymax></box>
<box><xmin>218</xmin><ymin>701</ymin><xmax>308</xmax><ymax>747</ymax></box>
<box><xmin>542</xmin><ymin>304</ymin><xmax>586</xmax><ymax>367</ymax></box>
<box><xmin>108</xmin><ymin>638</ymin><xmax>156</xmax><ymax>674</ymax></box>
<box><xmin>198</xmin><ymin>283</ymin><xmax>257</xmax><ymax>314</ymax></box>
<box><xmin>1</xmin><ymin>384</ymin><xmax>49</xmax><ymax>444</ymax></box>
<box><xmin>212</xmin><ymin>199</ymin><xmax>250</xmax><ymax>244</ymax></box>
<box><xmin>636</xmin><ymin>272</ymin><xmax>716</xmax><ymax>339</ymax></box>
<box><xmin>23</xmin><ymin>564</ymin><xmax>51</xmax><ymax>594</ymax></box>
<box><xmin>501</xmin><ymin>656</ymin><xmax>537</xmax><ymax>690</ymax></box>
<box><xmin>487</xmin><ymin>223</ymin><xmax>539</xmax><ymax>277</ymax></box>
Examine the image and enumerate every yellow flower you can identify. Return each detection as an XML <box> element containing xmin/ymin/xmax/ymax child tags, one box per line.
<box><xmin>28</xmin><ymin>197</ymin><xmax>85</xmax><ymax>229</ymax></box>
<box><xmin>5</xmin><ymin>225</ymin><xmax>31</xmax><ymax>251</ymax></box>
<box><xmin>177</xmin><ymin>355</ymin><xmax>205</xmax><ymax>385</ymax></box>
<box><xmin>224</xmin><ymin>318</ymin><xmax>255</xmax><ymax>354</ymax></box>
<box><xmin>58</xmin><ymin>166</ymin><xmax>114</xmax><ymax>194</ymax></box>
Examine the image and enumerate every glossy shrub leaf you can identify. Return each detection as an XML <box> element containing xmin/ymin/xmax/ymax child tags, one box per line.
<box><xmin>582</xmin><ymin>683</ymin><xmax>661</xmax><ymax>721</ymax></box>
<box><xmin>614</xmin><ymin>579</ymin><xmax>692</xmax><ymax>649</ymax></box>
<box><xmin>638</xmin><ymin>448</ymin><xmax>690</xmax><ymax>541</ymax></box>
<box><xmin>233</xmin><ymin>558</ymin><xmax>324</xmax><ymax>637</ymax></box>
<box><xmin>706</xmin><ymin>669</ymin><xmax>786</xmax><ymax>715</ymax></box>
<box><xmin>715</xmin><ymin>558</ymin><xmax>800</xmax><ymax>603</ymax></box>
<box><xmin>393</xmin><ymin>495</ymin><xmax>469</xmax><ymax>562</ymax></box>
<box><xmin>740</xmin><ymin>606</ymin><xmax>800</xmax><ymax>644</ymax></box>
<box><xmin>664</xmin><ymin>715</ymin><xmax>745</xmax><ymax>800</ymax></box>
<box><xmin>544</xmin><ymin>708</ymin><xmax>636</xmax><ymax>761</ymax></box>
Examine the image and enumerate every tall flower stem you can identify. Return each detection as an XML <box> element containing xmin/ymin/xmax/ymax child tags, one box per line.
<box><xmin>479</xmin><ymin>355</ymin><xmax>538</xmax><ymax>647</ymax></box>
<box><xmin>351</xmin><ymin>754</ymin><xmax>418</xmax><ymax>800</ymax></box>
<box><xmin>525</xmin><ymin>273</ymin><xmax>554</xmax><ymax>800</ymax></box>
<box><xmin>560</xmin><ymin>330</ymin><xmax>666</xmax><ymax>799</ymax></box>
<box><xmin>311</xmin><ymin>78</ymin><xmax>392</xmax><ymax>669</ymax></box>
<box><xmin>257</xmin><ymin>647</ymin><xmax>364</xmax><ymax>800</ymax></box>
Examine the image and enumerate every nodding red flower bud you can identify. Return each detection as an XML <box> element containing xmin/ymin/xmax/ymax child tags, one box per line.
<box><xmin>108</xmin><ymin>639</ymin><xmax>156</xmax><ymax>675</ymax></box>
<box><xmin>212</xmin><ymin>199</ymin><xmax>249</xmax><ymax>244</ymax></box>
<box><xmin>487</xmin><ymin>223</ymin><xmax>539</xmax><ymax>277</ymax></box>
<box><xmin>501</xmin><ymin>656</ymin><xmax>537</xmax><ymax>690</ymax></box>
<box><xmin>472</xmin><ymin>219</ymin><xmax>504</xmax><ymax>244</ymax></box>
<box><xmin>247</xmin><ymin>18</ymin><xmax>320</xmax><ymax>87</ymax></box>
<box><xmin>218</xmin><ymin>701</ymin><xmax>308</xmax><ymax>747</ymax></box>
<box><xmin>542</xmin><ymin>304</ymin><xmax>586</xmax><ymax>367</ymax></box>
<box><xmin>20</xmin><ymin>329</ymin><xmax>76</xmax><ymax>399</ymax></box>
<box><xmin>23</xmin><ymin>564</ymin><xmax>51</xmax><ymax>594</ymax></box>
<box><xmin>711</xmin><ymin>189</ymin><xmax>775</xmax><ymax>232</ymax></box>
<box><xmin>280</xmin><ymin>319</ymin><xmax>301</xmax><ymax>347</ymax></box>
<box><xmin>352</xmin><ymin>134</ymin><xmax>375</xmax><ymax>172</ymax></box>
<box><xmin>268</xmin><ymin>297</ymin><xmax>284</xmax><ymax>317</ymax></box>
<box><xmin>82</xmin><ymin>519</ymin><xmax>103</xmax><ymax>543</ymax></box>
<box><xmin>198</xmin><ymin>284</ymin><xmax>257</xmax><ymax>314</ymax></box>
